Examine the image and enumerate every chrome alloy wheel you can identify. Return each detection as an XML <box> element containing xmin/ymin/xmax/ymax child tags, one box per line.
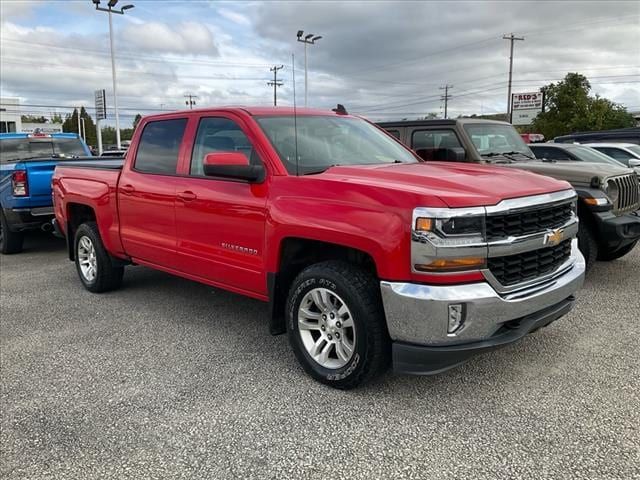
<box><xmin>297</xmin><ymin>287</ymin><xmax>356</xmax><ymax>369</ymax></box>
<box><xmin>77</xmin><ymin>235</ymin><xmax>98</xmax><ymax>282</ymax></box>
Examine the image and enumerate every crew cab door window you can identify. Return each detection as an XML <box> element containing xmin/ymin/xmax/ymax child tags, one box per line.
<box><xmin>190</xmin><ymin>117</ymin><xmax>261</xmax><ymax>175</ymax></box>
<box><xmin>411</xmin><ymin>129</ymin><xmax>462</xmax><ymax>161</ymax></box>
<box><xmin>134</xmin><ymin>118</ymin><xmax>187</xmax><ymax>174</ymax></box>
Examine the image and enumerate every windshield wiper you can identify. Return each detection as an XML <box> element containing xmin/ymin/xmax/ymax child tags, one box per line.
<box><xmin>480</xmin><ymin>152</ymin><xmax>514</xmax><ymax>163</ymax></box>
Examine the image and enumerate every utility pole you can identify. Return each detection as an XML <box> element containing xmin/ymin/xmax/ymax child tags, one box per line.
<box><xmin>184</xmin><ymin>94</ymin><xmax>198</xmax><ymax>109</ymax></box>
<box><xmin>77</xmin><ymin>108</ymin><xmax>81</xmax><ymax>136</ymax></box>
<box><xmin>296</xmin><ymin>30</ymin><xmax>322</xmax><ymax>107</ymax></box>
<box><xmin>93</xmin><ymin>0</ymin><xmax>136</xmax><ymax>150</ymax></box>
<box><xmin>267</xmin><ymin>65</ymin><xmax>284</xmax><ymax>106</ymax></box>
<box><xmin>440</xmin><ymin>84</ymin><xmax>453</xmax><ymax>119</ymax></box>
<box><xmin>503</xmin><ymin>33</ymin><xmax>524</xmax><ymax>123</ymax></box>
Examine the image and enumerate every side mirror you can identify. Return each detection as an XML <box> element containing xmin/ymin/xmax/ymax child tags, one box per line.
<box><xmin>203</xmin><ymin>152</ymin><xmax>265</xmax><ymax>182</ymax></box>
<box><xmin>628</xmin><ymin>159</ymin><xmax>640</xmax><ymax>168</ymax></box>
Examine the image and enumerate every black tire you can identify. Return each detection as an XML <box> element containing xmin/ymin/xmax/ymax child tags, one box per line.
<box><xmin>597</xmin><ymin>241</ymin><xmax>637</xmax><ymax>261</ymax></box>
<box><xmin>74</xmin><ymin>222</ymin><xmax>124</xmax><ymax>293</ymax></box>
<box><xmin>0</xmin><ymin>210</ymin><xmax>24</xmax><ymax>254</ymax></box>
<box><xmin>286</xmin><ymin>261</ymin><xmax>390</xmax><ymax>389</ymax></box>
<box><xmin>577</xmin><ymin>223</ymin><xmax>598</xmax><ymax>272</ymax></box>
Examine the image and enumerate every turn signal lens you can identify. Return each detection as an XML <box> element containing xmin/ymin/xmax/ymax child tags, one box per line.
<box><xmin>583</xmin><ymin>197</ymin><xmax>609</xmax><ymax>207</ymax></box>
<box><xmin>415</xmin><ymin>217</ymin><xmax>433</xmax><ymax>232</ymax></box>
<box><xmin>415</xmin><ymin>257</ymin><xmax>486</xmax><ymax>272</ymax></box>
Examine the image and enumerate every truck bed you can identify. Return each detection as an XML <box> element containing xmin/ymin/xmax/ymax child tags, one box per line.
<box><xmin>55</xmin><ymin>158</ymin><xmax>124</xmax><ymax>170</ymax></box>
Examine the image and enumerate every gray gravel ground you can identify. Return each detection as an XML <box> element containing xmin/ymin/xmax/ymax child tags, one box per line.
<box><xmin>1</xmin><ymin>233</ymin><xmax>639</xmax><ymax>479</ymax></box>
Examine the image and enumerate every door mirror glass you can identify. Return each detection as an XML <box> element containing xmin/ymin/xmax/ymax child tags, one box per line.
<box><xmin>203</xmin><ymin>152</ymin><xmax>265</xmax><ymax>182</ymax></box>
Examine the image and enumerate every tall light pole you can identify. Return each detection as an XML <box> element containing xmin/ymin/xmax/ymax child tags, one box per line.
<box><xmin>296</xmin><ymin>30</ymin><xmax>322</xmax><ymax>107</ymax></box>
<box><xmin>503</xmin><ymin>33</ymin><xmax>524</xmax><ymax>124</ymax></box>
<box><xmin>93</xmin><ymin>0</ymin><xmax>135</xmax><ymax>150</ymax></box>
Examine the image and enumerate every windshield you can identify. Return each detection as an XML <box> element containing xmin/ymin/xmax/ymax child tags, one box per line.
<box><xmin>569</xmin><ymin>145</ymin><xmax>623</xmax><ymax>165</ymax></box>
<box><xmin>0</xmin><ymin>137</ymin><xmax>87</xmax><ymax>163</ymax></box>
<box><xmin>463</xmin><ymin>124</ymin><xmax>533</xmax><ymax>157</ymax></box>
<box><xmin>255</xmin><ymin>115</ymin><xmax>418</xmax><ymax>175</ymax></box>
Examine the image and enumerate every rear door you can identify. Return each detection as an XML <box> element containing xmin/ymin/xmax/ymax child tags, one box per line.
<box><xmin>118</xmin><ymin>117</ymin><xmax>188</xmax><ymax>268</ymax></box>
<box><xmin>173</xmin><ymin>114</ymin><xmax>268</xmax><ymax>295</ymax></box>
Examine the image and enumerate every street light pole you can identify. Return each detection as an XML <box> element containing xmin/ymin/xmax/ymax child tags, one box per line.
<box><xmin>296</xmin><ymin>30</ymin><xmax>322</xmax><ymax>107</ymax></box>
<box><xmin>93</xmin><ymin>0</ymin><xmax>135</xmax><ymax>150</ymax></box>
<box><xmin>107</xmin><ymin>9</ymin><xmax>121</xmax><ymax>149</ymax></box>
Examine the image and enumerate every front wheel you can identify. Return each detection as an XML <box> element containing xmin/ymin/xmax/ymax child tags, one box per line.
<box><xmin>0</xmin><ymin>210</ymin><xmax>24</xmax><ymax>254</ymax></box>
<box><xmin>286</xmin><ymin>261</ymin><xmax>390</xmax><ymax>389</ymax></box>
<box><xmin>577</xmin><ymin>223</ymin><xmax>598</xmax><ymax>272</ymax></box>
<box><xmin>74</xmin><ymin>222</ymin><xmax>124</xmax><ymax>293</ymax></box>
<box><xmin>597</xmin><ymin>241</ymin><xmax>637</xmax><ymax>261</ymax></box>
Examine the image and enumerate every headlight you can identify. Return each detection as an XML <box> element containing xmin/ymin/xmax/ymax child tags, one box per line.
<box><xmin>604</xmin><ymin>179</ymin><xmax>619</xmax><ymax>204</ymax></box>
<box><xmin>415</xmin><ymin>215</ymin><xmax>484</xmax><ymax>238</ymax></box>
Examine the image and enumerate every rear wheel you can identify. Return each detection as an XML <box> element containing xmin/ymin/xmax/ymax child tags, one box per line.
<box><xmin>286</xmin><ymin>261</ymin><xmax>390</xmax><ymax>389</ymax></box>
<box><xmin>74</xmin><ymin>222</ymin><xmax>124</xmax><ymax>293</ymax></box>
<box><xmin>0</xmin><ymin>210</ymin><xmax>24</xmax><ymax>254</ymax></box>
<box><xmin>577</xmin><ymin>223</ymin><xmax>598</xmax><ymax>272</ymax></box>
<box><xmin>597</xmin><ymin>241</ymin><xmax>637</xmax><ymax>261</ymax></box>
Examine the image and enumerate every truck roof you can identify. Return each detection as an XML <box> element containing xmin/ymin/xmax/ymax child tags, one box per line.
<box><xmin>0</xmin><ymin>132</ymin><xmax>80</xmax><ymax>139</ymax></box>
<box><xmin>147</xmin><ymin>106</ymin><xmax>349</xmax><ymax>118</ymax></box>
<box><xmin>377</xmin><ymin>118</ymin><xmax>510</xmax><ymax>127</ymax></box>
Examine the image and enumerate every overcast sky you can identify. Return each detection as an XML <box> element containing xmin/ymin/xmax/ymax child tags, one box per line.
<box><xmin>1</xmin><ymin>0</ymin><xmax>638</xmax><ymax>126</ymax></box>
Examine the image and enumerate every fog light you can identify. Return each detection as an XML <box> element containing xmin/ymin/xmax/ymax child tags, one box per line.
<box><xmin>448</xmin><ymin>304</ymin><xmax>465</xmax><ymax>335</ymax></box>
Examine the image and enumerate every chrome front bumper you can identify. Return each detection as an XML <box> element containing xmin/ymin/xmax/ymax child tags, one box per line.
<box><xmin>380</xmin><ymin>240</ymin><xmax>586</xmax><ymax>346</ymax></box>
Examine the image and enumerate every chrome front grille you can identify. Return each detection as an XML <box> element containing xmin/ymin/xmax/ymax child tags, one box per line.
<box><xmin>611</xmin><ymin>174</ymin><xmax>640</xmax><ymax>215</ymax></box>
<box><xmin>485</xmin><ymin>202</ymin><xmax>573</xmax><ymax>240</ymax></box>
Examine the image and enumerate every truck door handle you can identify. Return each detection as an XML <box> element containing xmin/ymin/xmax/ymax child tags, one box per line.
<box><xmin>177</xmin><ymin>191</ymin><xmax>197</xmax><ymax>202</ymax></box>
<box><xmin>120</xmin><ymin>184</ymin><xmax>135</xmax><ymax>195</ymax></box>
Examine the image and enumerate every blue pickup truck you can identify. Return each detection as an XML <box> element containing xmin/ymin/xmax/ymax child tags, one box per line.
<box><xmin>0</xmin><ymin>132</ymin><xmax>92</xmax><ymax>254</ymax></box>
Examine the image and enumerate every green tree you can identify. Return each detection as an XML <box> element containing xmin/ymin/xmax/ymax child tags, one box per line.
<box><xmin>21</xmin><ymin>115</ymin><xmax>47</xmax><ymax>123</ymax></box>
<box><xmin>51</xmin><ymin>113</ymin><xmax>64</xmax><ymax>124</ymax></box>
<box><xmin>532</xmin><ymin>73</ymin><xmax>635</xmax><ymax>139</ymax></box>
<box><xmin>61</xmin><ymin>108</ymin><xmax>97</xmax><ymax>146</ymax></box>
<box><xmin>132</xmin><ymin>114</ymin><xmax>142</xmax><ymax>130</ymax></box>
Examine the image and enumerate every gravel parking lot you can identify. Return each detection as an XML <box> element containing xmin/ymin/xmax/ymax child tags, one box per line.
<box><xmin>1</xmin><ymin>233</ymin><xmax>639</xmax><ymax>479</ymax></box>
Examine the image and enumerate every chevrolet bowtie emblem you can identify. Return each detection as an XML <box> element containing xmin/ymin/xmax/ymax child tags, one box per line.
<box><xmin>544</xmin><ymin>228</ymin><xmax>565</xmax><ymax>247</ymax></box>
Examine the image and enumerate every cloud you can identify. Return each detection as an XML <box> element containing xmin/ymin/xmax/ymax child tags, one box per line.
<box><xmin>218</xmin><ymin>8</ymin><xmax>251</xmax><ymax>26</ymax></box>
<box><xmin>121</xmin><ymin>21</ymin><xmax>219</xmax><ymax>56</ymax></box>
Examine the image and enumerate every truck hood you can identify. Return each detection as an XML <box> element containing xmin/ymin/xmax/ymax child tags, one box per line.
<box><xmin>501</xmin><ymin>161</ymin><xmax>634</xmax><ymax>185</ymax></box>
<box><xmin>320</xmin><ymin>162</ymin><xmax>570</xmax><ymax>208</ymax></box>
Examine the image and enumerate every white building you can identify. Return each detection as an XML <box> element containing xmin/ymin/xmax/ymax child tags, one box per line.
<box><xmin>0</xmin><ymin>97</ymin><xmax>22</xmax><ymax>133</ymax></box>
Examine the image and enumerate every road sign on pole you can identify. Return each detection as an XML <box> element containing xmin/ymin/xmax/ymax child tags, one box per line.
<box><xmin>95</xmin><ymin>89</ymin><xmax>107</xmax><ymax>120</ymax></box>
<box><xmin>95</xmin><ymin>89</ymin><xmax>106</xmax><ymax>155</ymax></box>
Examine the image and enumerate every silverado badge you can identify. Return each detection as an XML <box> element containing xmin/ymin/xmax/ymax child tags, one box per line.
<box><xmin>544</xmin><ymin>228</ymin><xmax>565</xmax><ymax>247</ymax></box>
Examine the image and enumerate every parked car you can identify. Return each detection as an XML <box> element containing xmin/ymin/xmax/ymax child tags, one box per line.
<box><xmin>584</xmin><ymin>143</ymin><xmax>640</xmax><ymax>169</ymax></box>
<box><xmin>530</xmin><ymin>142</ymin><xmax>640</xmax><ymax>176</ymax></box>
<box><xmin>553</xmin><ymin>127</ymin><xmax>640</xmax><ymax>145</ymax></box>
<box><xmin>520</xmin><ymin>133</ymin><xmax>545</xmax><ymax>143</ymax></box>
<box><xmin>528</xmin><ymin>143</ymin><xmax>624</xmax><ymax>167</ymax></box>
<box><xmin>378</xmin><ymin>119</ymin><xmax>640</xmax><ymax>269</ymax></box>
<box><xmin>0</xmin><ymin>132</ymin><xmax>92</xmax><ymax>254</ymax></box>
<box><xmin>52</xmin><ymin>107</ymin><xmax>585</xmax><ymax>389</ymax></box>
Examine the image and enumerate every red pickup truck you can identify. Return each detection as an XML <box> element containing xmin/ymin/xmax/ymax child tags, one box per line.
<box><xmin>52</xmin><ymin>107</ymin><xmax>585</xmax><ymax>389</ymax></box>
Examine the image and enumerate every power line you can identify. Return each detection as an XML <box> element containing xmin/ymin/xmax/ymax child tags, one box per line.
<box><xmin>184</xmin><ymin>94</ymin><xmax>198</xmax><ymax>110</ymax></box>
<box><xmin>503</xmin><ymin>33</ymin><xmax>525</xmax><ymax>123</ymax></box>
<box><xmin>439</xmin><ymin>84</ymin><xmax>453</xmax><ymax>119</ymax></box>
<box><xmin>267</xmin><ymin>65</ymin><xmax>284</xmax><ymax>106</ymax></box>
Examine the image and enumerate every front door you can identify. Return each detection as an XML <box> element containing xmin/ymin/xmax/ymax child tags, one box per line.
<box><xmin>118</xmin><ymin>117</ymin><xmax>188</xmax><ymax>267</ymax></box>
<box><xmin>174</xmin><ymin>115</ymin><xmax>268</xmax><ymax>296</ymax></box>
